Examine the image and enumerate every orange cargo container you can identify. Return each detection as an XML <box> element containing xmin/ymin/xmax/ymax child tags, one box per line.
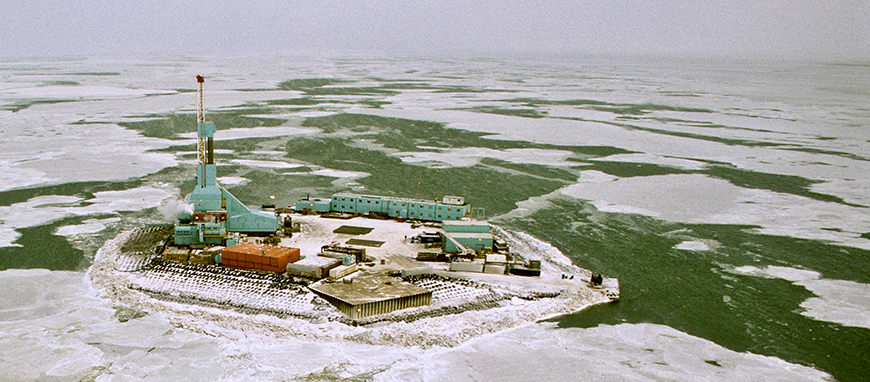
<box><xmin>221</xmin><ymin>242</ymin><xmax>301</xmax><ymax>273</ymax></box>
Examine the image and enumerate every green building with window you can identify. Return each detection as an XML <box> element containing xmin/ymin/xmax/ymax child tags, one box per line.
<box><xmin>296</xmin><ymin>193</ymin><xmax>470</xmax><ymax>222</ymax></box>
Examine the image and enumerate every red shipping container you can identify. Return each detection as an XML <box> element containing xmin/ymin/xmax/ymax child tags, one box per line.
<box><xmin>263</xmin><ymin>265</ymin><xmax>279</xmax><ymax>273</ymax></box>
<box><xmin>268</xmin><ymin>252</ymin><xmax>281</xmax><ymax>267</ymax></box>
<box><xmin>221</xmin><ymin>242</ymin><xmax>301</xmax><ymax>272</ymax></box>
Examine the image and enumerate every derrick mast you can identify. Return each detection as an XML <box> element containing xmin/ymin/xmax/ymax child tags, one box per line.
<box><xmin>174</xmin><ymin>76</ymin><xmax>279</xmax><ymax>248</ymax></box>
<box><xmin>195</xmin><ymin>75</ymin><xmax>215</xmax><ymax>186</ymax></box>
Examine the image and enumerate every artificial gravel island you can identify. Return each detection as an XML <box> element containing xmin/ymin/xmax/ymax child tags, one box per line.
<box><xmin>88</xmin><ymin>76</ymin><xmax>618</xmax><ymax>346</ymax></box>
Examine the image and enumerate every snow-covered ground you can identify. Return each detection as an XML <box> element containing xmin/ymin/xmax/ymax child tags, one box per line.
<box><xmin>88</xmin><ymin>215</ymin><xmax>614</xmax><ymax>347</ymax></box>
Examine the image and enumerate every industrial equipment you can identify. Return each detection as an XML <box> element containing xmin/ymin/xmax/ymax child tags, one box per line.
<box><xmin>174</xmin><ymin>76</ymin><xmax>279</xmax><ymax>247</ymax></box>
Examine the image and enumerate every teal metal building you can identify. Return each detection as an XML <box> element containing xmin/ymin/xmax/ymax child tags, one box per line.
<box><xmin>442</xmin><ymin>220</ymin><xmax>492</xmax><ymax>234</ymax></box>
<box><xmin>441</xmin><ymin>220</ymin><xmax>493</xmax><ymax>253</ymax></box>
<box><xmin>294</xmin><ymin>198</ymin><xmax>333</xmax><ymax>214</ymax></box>
<box><xmin>442</xmin><ymin>232</ymin><xmax>493</xmax><ymax>253</ymax></box>
<box><xmin>174</xmin><ymin>76</ymin><xmax>279</xmax><ymax>247</ymax></box>
<box><xmin>316</xmin><ymin>193</ymin><xmax>469</xmax><ymax>222</ymax></box>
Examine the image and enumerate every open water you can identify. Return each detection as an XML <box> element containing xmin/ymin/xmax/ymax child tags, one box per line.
<box><xmin>0</xmin><ymin>54</ymin><xmax>868</xmax><ymax>381</ymax></box>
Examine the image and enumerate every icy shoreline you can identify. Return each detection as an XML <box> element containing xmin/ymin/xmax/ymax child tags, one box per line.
<box><xmin>88</xmin><ymin>221</ymin><xmax>613</xmax><ymax>348</ymax></box>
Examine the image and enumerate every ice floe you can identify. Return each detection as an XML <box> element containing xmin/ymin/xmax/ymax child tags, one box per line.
<box><xmin>395</xmin><ymin>147</ymin><xmax>576</xmax><ymax>168</ymax></box>
<box><xmin>0</xmin><ymin>186</ymin><xmax>175</xmax><ymax>248</ymax></box>
<box><xmin>55</xmin><ymin>217</ymin><xmax>121</xmax><ymax>237</ymax></box>
<box><xmin>561</xmin><ymin>172</ymin><xmax>740</xmax><ymax>222</ymax></box>
<box><xmin>501</xmin><ymin>170</ymin><xmax>870</xmax><ymax>250</ymax></box>
<box><xmin>591</xmin><ymin>153</ymin><xmax>709</xmax><ymax>171</ymax></box>
<box><xmin>216</xmin><ymin>176</ymin><xmax>250</xmax><ymax>186</ymax></box>
<box><xmin>230</xmin><ymin>159</ymin><xmax>305</xmax><ymax>169</ymax></box>
<box><xmin>1</xmin><ymin>85</ymin><xmax>175</xmax><ymax>100</ymax></box>
<box><xmin>674</xmin><ymin>240</ymin><xmax>711</xmax><ymax>251</ymax></box>
<box><xmin>178</xmin><ymin>126</ymin><xmax>317</xmax><ymax>140</ymax></box>
<box><xmin>730</xmin><ymin>265</ymin><xmax>870</xmax><ymax>329</ymax></box>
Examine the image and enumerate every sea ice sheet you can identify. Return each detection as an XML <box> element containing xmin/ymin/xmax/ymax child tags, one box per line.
<box><xmin>0</xmin><ymin>186</ymin><xmax>174</xmax><ymax>248</ymax></box>
<box><xmin>377</xmin><ymin>323</ymin><xmax>831</xmax><ymax>381</ymax></box>
<box><xmin>730</xmin><ymin>265</ymin><xmax>870</xmax><ymax>329</ymax></box>
<box><xmin>0</xmin><ymin>269</ymin><xmax>831</xmax><ymax>382</ymax></box>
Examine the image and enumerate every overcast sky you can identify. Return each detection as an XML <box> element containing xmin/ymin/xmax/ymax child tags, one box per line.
<box><xmin>2</xmin><ymin>1</ymin><xmax>868</xmax><ymax>61</ymax></box>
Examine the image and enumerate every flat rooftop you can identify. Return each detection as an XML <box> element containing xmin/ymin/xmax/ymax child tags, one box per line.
<box><xmin>311</xmin><ymin>273</ymin><xmax>430</xmax><ymax>305</ymax></box>
<box><xmin>280</xmin><ymin>214</ymin><xmax>430</xmax><ymax>270</ymax></box>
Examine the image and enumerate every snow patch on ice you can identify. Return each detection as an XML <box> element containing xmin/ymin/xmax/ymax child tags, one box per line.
<box><xmin>306</xmin><ymin>169</ymin><xmax>369</xmax><ymax>188</ymax></box>
<box><xmin>0</xmin><ymin>227</ymin><xmax>19</xmax><ymax>248</ymax></box>
<box><xmin>563</xmin><ymin>171</ymin><xmax>739</xmax><ymax>221</ymax></box>
<box><xmin>494</xmin><ymin>171</ymin><xmax>739</xmax><ymax>222</ymax></box>
<box><xmin>0</xmin><ymin>268</ymin><xmax>225</xmax><ymax>381</ymax></box>
<box><xmin>590</xmin><ymin>200</ymin><xmax>662</xmax><ymax>217</ymax></box>
<box><xmin>711</xmin><ymin>188</ymin><xmax>870</xmax><ymax>250</ymax></box>
<box><xmin>249</xmin><ymin>150</ymin><xmax>288</xmax><ymax>156</ymax></box>
<box><xmin>799</xmin><ymin>279</ymin><xmax>870</xmax><ymax>330</ymax></box>
<box><xmin>731</xmin><ymin>265</ymin><xmax>820</xmax><ymax>282</ymax></box>
<box><xmin>293</xmin><ymin>110</ymin><xmax>340</xmax><ymax>119</ymax></box>
<box><xmin>0</xmin><ymin>162</ymin><xmax>51</xmax><ymax>192</ymax></box>
<box><xmin>310</xmin><ymin>169</ymin><xmax>367</xmax><ymax>179</ymax></box>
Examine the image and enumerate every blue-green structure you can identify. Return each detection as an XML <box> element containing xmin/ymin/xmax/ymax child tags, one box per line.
<box><xmin>174</xmin><ymin>76</ymin><xmax>279</xmax><ymax>247</ymax></box>
<box><xmin>441</xmin><ymin>220</ymin><xmax>493</xmax><ymax>253</ymax></box>
<box><xmin>295</xmin><ymin>193</ymin><xmax>470</xmax><ymax>222</ymax></box>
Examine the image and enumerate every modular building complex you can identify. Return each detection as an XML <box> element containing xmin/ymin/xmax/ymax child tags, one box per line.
<box><xmin>295</xmin><ymin>193</ymin><xmax>470</xmax><ymax>222</ymax></box>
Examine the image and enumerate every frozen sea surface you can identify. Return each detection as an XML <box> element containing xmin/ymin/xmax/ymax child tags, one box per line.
<box><xmin>1</xmin><ymin>54</ymin><xmax>867</xmax><ymax>381</ymax></box>
<box><xmin>0</xmin><ymin>269</ymin><xmax>831</xmax><ymax>381</ymax></box>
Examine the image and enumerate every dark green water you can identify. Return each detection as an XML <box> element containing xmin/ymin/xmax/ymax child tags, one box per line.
<box><xmin>508</xmin><ymin>197</ymin><xmax>870</xmax><ymax>382</ymax></box>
